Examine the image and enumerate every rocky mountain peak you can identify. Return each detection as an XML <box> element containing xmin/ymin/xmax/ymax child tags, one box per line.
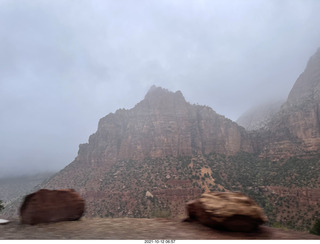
<box><xmin>253</xmin><ymin>47</ymin><xmax>320</xmax><ymax>160</ymax></box>
<box><xmin>139</xmin><ymin>85</ymin><xmax>187</xmax><ymax>112</ymax></box>
<box><xmin>286</xmin><ymin>47</ymin><xmax>320</xmax><ymax>106</ymax></box>
<box><xmin>145</xmin><ymin>85</ymin><xmax>182</xmax><ymax>97</ymax></box>
<box><xmin>87</xmin><ymin>86</ymin><xmax>252</xmax><ymax>164</ymax></box>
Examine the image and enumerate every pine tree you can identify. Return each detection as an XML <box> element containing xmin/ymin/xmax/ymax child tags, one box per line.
<box><xmin>0</xmin><ymin>200</ymin><xmax>4</xmax><ymax>212</ymax></box>
<box><xmin>310</xmin><ymin>219</ymin><xmax>320</xmax><ymax>236</ymax></box>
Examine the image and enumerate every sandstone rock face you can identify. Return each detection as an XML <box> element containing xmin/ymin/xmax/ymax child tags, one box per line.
<box><xmin>286</xmin><ymin>48</ymin><xmax>320</xmax><ymax>106</ymax></box>
<box><xmin>252</xmin><ymin>48</ymin><xmax>320</xmax><ymax>160</ymax></box>
<box><xmin>20</xmin><ymin>189</ymin><xmax>85</xmax><ymax>225</ymax></box>
<box><xmin>78</xmin><ymin>86</ymin><xmax>253</xmax><ymax>166</ymax></box>
<box><xmin>187</xmin><ymin>192</ymin><xmax>267</xmax><ymax>232</ymax></box>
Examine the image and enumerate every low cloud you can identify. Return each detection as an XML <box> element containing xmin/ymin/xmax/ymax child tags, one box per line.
<box><xmin>1</xmin><ymin>0</ymin><xmax>320</xmax><ymax>177</ymax></box>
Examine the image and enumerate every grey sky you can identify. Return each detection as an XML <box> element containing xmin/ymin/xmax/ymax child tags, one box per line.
<box><xmin>1</xmin><ymin>0</ymin><xmax>320</xmax><ymax>177</ymax></box>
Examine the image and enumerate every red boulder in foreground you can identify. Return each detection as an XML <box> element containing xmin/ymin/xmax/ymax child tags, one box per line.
<box><xmin>20</xmin><ymin>189</ymin><xmax>85</xmax><ymax>225</ymax></box>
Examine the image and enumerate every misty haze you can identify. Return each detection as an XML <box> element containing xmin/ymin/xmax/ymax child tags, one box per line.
<box><xmin>1</xmin><ymin>0</ymin><xmax>320</xmax><ymax>240</ymax></box>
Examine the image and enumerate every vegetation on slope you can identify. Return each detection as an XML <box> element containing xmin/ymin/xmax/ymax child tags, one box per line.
<box><xmin>85</xmin><ymin>151</ymin><xmax>319</xmax><ymax>232</ymax></box>
<box><xmin>203</xmin><ymin>152</ymin><xmax>320</xmax><ymax>231</ymax></box>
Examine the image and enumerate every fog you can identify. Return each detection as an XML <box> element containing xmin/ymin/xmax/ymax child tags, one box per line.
<box><xmin>1</xmin><ymin>0</ymin><xmax>320</xmax><ymax>177</ymax></box>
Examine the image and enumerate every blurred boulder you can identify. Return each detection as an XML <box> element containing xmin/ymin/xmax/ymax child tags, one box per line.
<box><xmin>186</xmin><ymin>191</ymin><xmax>267</xmax><ymax>232</ymax></box>
<box><xmin>20</xmin><ymin>189</ymin><xmax>85</xmax><ymax>225</ymax></box>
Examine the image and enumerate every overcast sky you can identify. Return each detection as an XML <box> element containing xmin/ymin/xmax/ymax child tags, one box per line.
<box><xmin>1</xmin><ymin>0</ymin><xmax>320</xmax><ymax>177</ymax></box>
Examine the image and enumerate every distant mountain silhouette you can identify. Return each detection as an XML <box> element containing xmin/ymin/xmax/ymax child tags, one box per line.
<box><xmin>237</xmin><ymin>100</ymin><xmax>284</xmax><ymax>131</ymax></box>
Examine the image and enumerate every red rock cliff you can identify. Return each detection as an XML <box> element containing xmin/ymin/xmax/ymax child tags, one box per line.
<box><xmin>256</xmin><ymin>48</ymin><xmax>320</xmax><ymax>160</ymax></box>
<box><xmin>77</xmin><ymin>86</ymin><xmax>253</xmax><ymax>166</ymax></box>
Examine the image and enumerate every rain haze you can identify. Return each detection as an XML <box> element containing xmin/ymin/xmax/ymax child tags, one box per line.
<box><xmin>1</xmin><ymin>0</ymin><xmax>320</xmax><ymax>177</ymax></box>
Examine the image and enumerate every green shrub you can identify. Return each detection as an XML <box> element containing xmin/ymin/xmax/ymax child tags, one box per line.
<box><xmin>272</xmin><ymin>222</ymin><xmax>288</xmax><ymax>230</ymax></box>
<box><xmin>151</xmin><ymin>207</ymin><xmax>171</xmax><ymax>218</ymax></box>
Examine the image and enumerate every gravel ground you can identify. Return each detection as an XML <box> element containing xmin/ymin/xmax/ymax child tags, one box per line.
<box><xmin>0</xmin><ymin>218</ymin><xmax>319</xmax><ymax>240</ymax></box>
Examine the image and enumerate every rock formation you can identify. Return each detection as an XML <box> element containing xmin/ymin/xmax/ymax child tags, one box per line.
<box><xmin>20</xmin><ymin>189</ymin><xmax>85</xmax><ymax>225</ymax></box>
<box><xmin>186</xmin><ymin>192</ymin><xmax>267</xmax><ymax>232</ymax></box>
<box><xmin>37</xmin><ymin>86</ymin><xmax>254</xmax><ymax>219</ymax></box>
<box><xmin>255</xmin><ymin>48</ymin><xmax>320</xmax><ymax>160</ymax></box>
<box><xmin>79</xmin><ymin>85</ymin><xmax>253</xmax><ymax>164</ymax></box>
<box><xmin>286</xmin><ymin>48</ymin><xmax>320</xmax><ymax>106</ymax></box>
